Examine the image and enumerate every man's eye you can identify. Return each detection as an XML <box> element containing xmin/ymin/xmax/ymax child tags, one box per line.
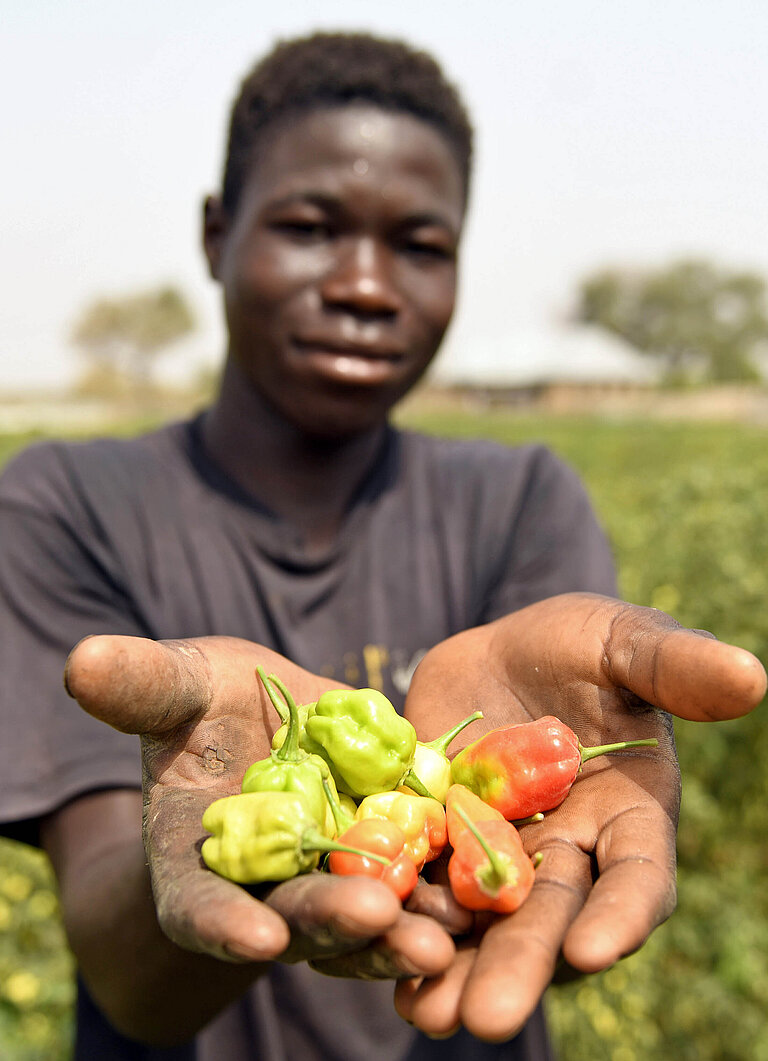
<box><xmin>274</xmin><ymin>220</ymin><xmax>331</xmax><ymax>240</ymax></box>
<box><xmin>403</xmin><ymin>240</ymin><xmax>454</xmax><ymax>261</ymax></box>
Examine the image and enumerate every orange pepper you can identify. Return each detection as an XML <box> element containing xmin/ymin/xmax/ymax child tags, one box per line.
<box><xmin>355</xmin><ymin>791</ymin><xmax>447</xmax><ymax>870</ymax></box>
<box><xmin>445</xmin><ymin>783</ymin><xmax>506</xmax><ymax>847</ymax></box>
<box><xmin>447</xmin><ymin>807</ymin><xmax>536</xmax><ymax>913</ymax></box>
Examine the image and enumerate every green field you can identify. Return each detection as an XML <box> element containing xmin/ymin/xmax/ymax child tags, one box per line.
<box><xmin>1</xmin><ymin>408</ymin><xmax>767</xmax><ymax>1060</ymax></box>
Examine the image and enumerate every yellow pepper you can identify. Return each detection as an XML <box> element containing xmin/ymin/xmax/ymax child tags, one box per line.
<box><xmin>397</xmin><ymin>711</ymin><xmax>483</xmax><ymax>803</ymax></box>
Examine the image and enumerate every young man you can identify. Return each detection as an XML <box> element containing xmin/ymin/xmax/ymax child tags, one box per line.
<box><xmin>0</xmin><ymin>31</ymin><xmax>763</xmax><ymax>1061</ymax></box>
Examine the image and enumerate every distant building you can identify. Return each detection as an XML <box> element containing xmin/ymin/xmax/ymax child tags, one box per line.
<box><xmin>429</xmin><ymin>324</ymin><xmax>661</xmax><ymax>410</ymax></box>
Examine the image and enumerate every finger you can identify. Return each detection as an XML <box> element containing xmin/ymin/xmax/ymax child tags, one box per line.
<box><xmin>603</xmin><ymin>601</ymin><xmax>767</xmax><ymax>721</ymax></box>
<box><xmin>64</xmin><ymin>633</ymin><xmax>330</xmax><ymax>737</ymax></box>
<box><xmin>456</xmin><ymin>839</ymin><xmax>593</xmax><ymax>1041</ymax></box>
<box><xmin>393</xmin><ymin>947</ymin><xmax>476</xmax><ymax>1036</ymax></box>
<box><xmin>487</xmin><ymin>593</ymin><xmax>766</xmax><ymax>723</ymax></box>
<box><xmin>308</xmin><ymin>910</ymin><xmax>456</xmax><ymax>980</ymax></box>
<box><xmin>561</xmin><ymin>802</ymin><xmax>678</xmax><ymax>972</ymax></box>
<box><xmin>156</xmin><ymin>859</ymin><xmax>293</xmax><ymax>962</ymax></box>
<box><xmin>64</xmin><ymin>634</ymin><xmax>215</xmax><ymax>734</ymax></box>
<box><xmin>405</xmin><ymin>880</ymin><xmax>474</xmax><ymax>937</ymax></box>
<box><xmin>263</xmin><ymin>874</ymin><xmax>404</xmax><ymax>963</ymax></box>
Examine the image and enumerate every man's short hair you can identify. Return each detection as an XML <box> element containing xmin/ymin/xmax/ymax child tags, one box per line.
<box><xmin>221</xmin><ymin>31</ymin><xmax>474</xmax><ymax>212</ymax></box>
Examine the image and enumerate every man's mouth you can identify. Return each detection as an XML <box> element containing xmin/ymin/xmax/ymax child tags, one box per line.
<box><xmin>292</xmin><ymin>337</ymin><xmax>405</xmax><ymax>384</ymax></box>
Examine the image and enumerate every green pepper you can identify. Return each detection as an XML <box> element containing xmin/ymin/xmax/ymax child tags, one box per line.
<box><xmin>201</xmin><ymin>790</ymin><xmax>389</xmax><ymax>884</ymax></box>
<box><xmin>270</xmin><ymin>688</ymin><xmax>315</xmax><ymax>752</ymax></box>
<box><xmin>303</xmin><ymin>687</ymin><xmax>433</xmax><ymax>799</ymax></box>
<box><xmin>240</xmin><ymin>667</ymin><xmax>335</xmax><ymax>835</ymax></box>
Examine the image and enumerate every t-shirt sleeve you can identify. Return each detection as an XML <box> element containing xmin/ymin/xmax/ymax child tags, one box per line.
<box><xmin>474</xmin><ymin>445</ymin><xmax>618</xmax><ymax>622</ymax></box>
<box><xmin>0</xmin><ymin>444</ymin><xmax>144</xmax><ymax>845</ymax></box>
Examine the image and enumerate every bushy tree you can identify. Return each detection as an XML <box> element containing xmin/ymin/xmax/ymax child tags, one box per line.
<box><xmin>574</xmin><ymin>259</ymin><xmax>768</xmax><ymax>383</ymax></box>
<box><xmin>70</xmin><ymin>286</ymin><xmax>195</xmax><ymax>394</ymax></box>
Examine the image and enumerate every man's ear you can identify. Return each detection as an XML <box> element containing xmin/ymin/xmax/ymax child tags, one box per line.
<box><xmin>202</xmin><ymin>195</ymin><xmax>229</xmax><ymax>280</ymax></box>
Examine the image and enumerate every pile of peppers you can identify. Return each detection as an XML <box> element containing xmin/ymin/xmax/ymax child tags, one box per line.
<box><xmin>201</xmin><ymin>669</ymin><xmax>658</xmax><ymax>913</ymax></box>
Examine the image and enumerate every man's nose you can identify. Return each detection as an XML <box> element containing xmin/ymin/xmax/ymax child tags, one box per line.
<box><xmin>321</xmin><ymin>238</ymin><xmax>403</xmax><ymax>317</ymax></box>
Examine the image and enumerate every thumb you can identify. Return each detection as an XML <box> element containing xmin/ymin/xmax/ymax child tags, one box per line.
<box><xmin>64</xmin><ymin>634</ymin><xmax>212</xmax><ymax>736</ymax></box>
<box><xmin>605</xmin><ymin>607</ymin><xmax>767</xmax><ymax>722</ymax></box>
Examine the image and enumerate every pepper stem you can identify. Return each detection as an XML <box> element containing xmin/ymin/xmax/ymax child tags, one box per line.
<box><xmin>454</xmin><ymin>806</ymin><xmax>513</xmax><ymax>897</ymax></box>
<box><xmin>257</xmin><ymin>666</ymin><xmax>289</xmax><ymax>724</ymax></box>
<box><xmin>322</xmin><ymin>776</ymin><xmax>356</xmax><ymax>836</ymax></box>
<box><xmin>400</xmin><ymin>769</ymin><xmax>438</xmax><ymax>801</ymax></box>
<box><xmin>513</xmin><ymin>813</ymin><xmax>545</xmax><ymax>826</ymax></box>
<box><xmin>578</xmin><ymin>737</ymin><xmax>659</xmax><ymax>765</ymax></box>
<box><xmin>256</xmin><ymin>667</ymin><xmax>301</xmax><ymax>762</ymax></box>
<box><xmin>301</xmin><ymin>828</ymin><xmax>390</xmax><ymax>866</ymax></box>
<box><xmin>423</xmin><ymin>711</ymin><xmax>484</xmax><ymax>756</ymax></box>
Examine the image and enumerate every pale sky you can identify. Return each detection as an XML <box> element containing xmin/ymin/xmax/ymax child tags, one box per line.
<box><xmin>3</xmin><ymin>0</ymin><xmax>767</xmax><ymax>390</ymax></box>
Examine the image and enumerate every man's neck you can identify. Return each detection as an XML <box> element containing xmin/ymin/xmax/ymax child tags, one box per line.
<box><xmin>201</xmin><ymin>361</ymin><xmax>389</xmax><ymax>550</ymax></box>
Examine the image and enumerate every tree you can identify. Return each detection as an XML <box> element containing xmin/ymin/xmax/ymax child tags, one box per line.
<box><xmin>574</xmin><ymin>259</ymin><xmax>768</xmax><ymax>383</ymax></box>
<box><xmin>71</xmin><ymin>285</ymin><xmax>196</xmax><ymax>394</ymax></box>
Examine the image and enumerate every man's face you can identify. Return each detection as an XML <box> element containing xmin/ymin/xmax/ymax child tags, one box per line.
<box><xmin>205</xmin><ymin>105</ymin><xmax>465</xmax><ymax>438</ymax></box>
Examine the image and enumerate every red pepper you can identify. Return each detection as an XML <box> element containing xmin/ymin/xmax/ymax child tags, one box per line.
<box><xmin>447</xmin><ymin>807</ymin><xmax>536</xmax><ymax>913</ymax></box>
<box><xmin>450</xmin><ymin>716</ymin><xmax>658</xmax><ymax>819</ymax></box>
<box><xmin>328</xmin><ymin>819</ymin><xmax>418</xmax><ymax>900</ymax></box>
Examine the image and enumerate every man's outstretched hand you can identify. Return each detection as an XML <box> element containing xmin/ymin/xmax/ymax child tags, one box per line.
<box><xmin>63</xmin><ymin>635</ymin><xmax>457</xmax><ymax>981</ymax></box>
<box><xmin>392</xmin><ymin>592</ymin><xmax>766</xmax><ymax>1041</ymax></box>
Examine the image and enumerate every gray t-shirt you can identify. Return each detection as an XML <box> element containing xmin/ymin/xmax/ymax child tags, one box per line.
<box><xmin>0</xmin><ymin>417</ymin><xmax>617</xmax><ymax>1060</ymax></box>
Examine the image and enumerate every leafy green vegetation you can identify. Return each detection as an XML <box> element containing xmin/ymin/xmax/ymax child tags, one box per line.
<box><xmin>0</xmin><ymin>841</ymin><xmax>73</xmax><ymax>1061</ymax></box>
<box><xmin>2</xmin><ymin>406</ymin><xmax>767</xmax><ymax>1059</ymax></box>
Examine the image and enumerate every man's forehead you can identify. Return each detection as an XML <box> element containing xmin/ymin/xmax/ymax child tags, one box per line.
<box><xmin>301</xmin><ymin>106</ymin><xmax>411</xmax><ymax>150</ymax></box>
<box><xmin>247</xmin><ymin>104</ymin><xmax>465</xmax><ymax>215</ymax></box>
